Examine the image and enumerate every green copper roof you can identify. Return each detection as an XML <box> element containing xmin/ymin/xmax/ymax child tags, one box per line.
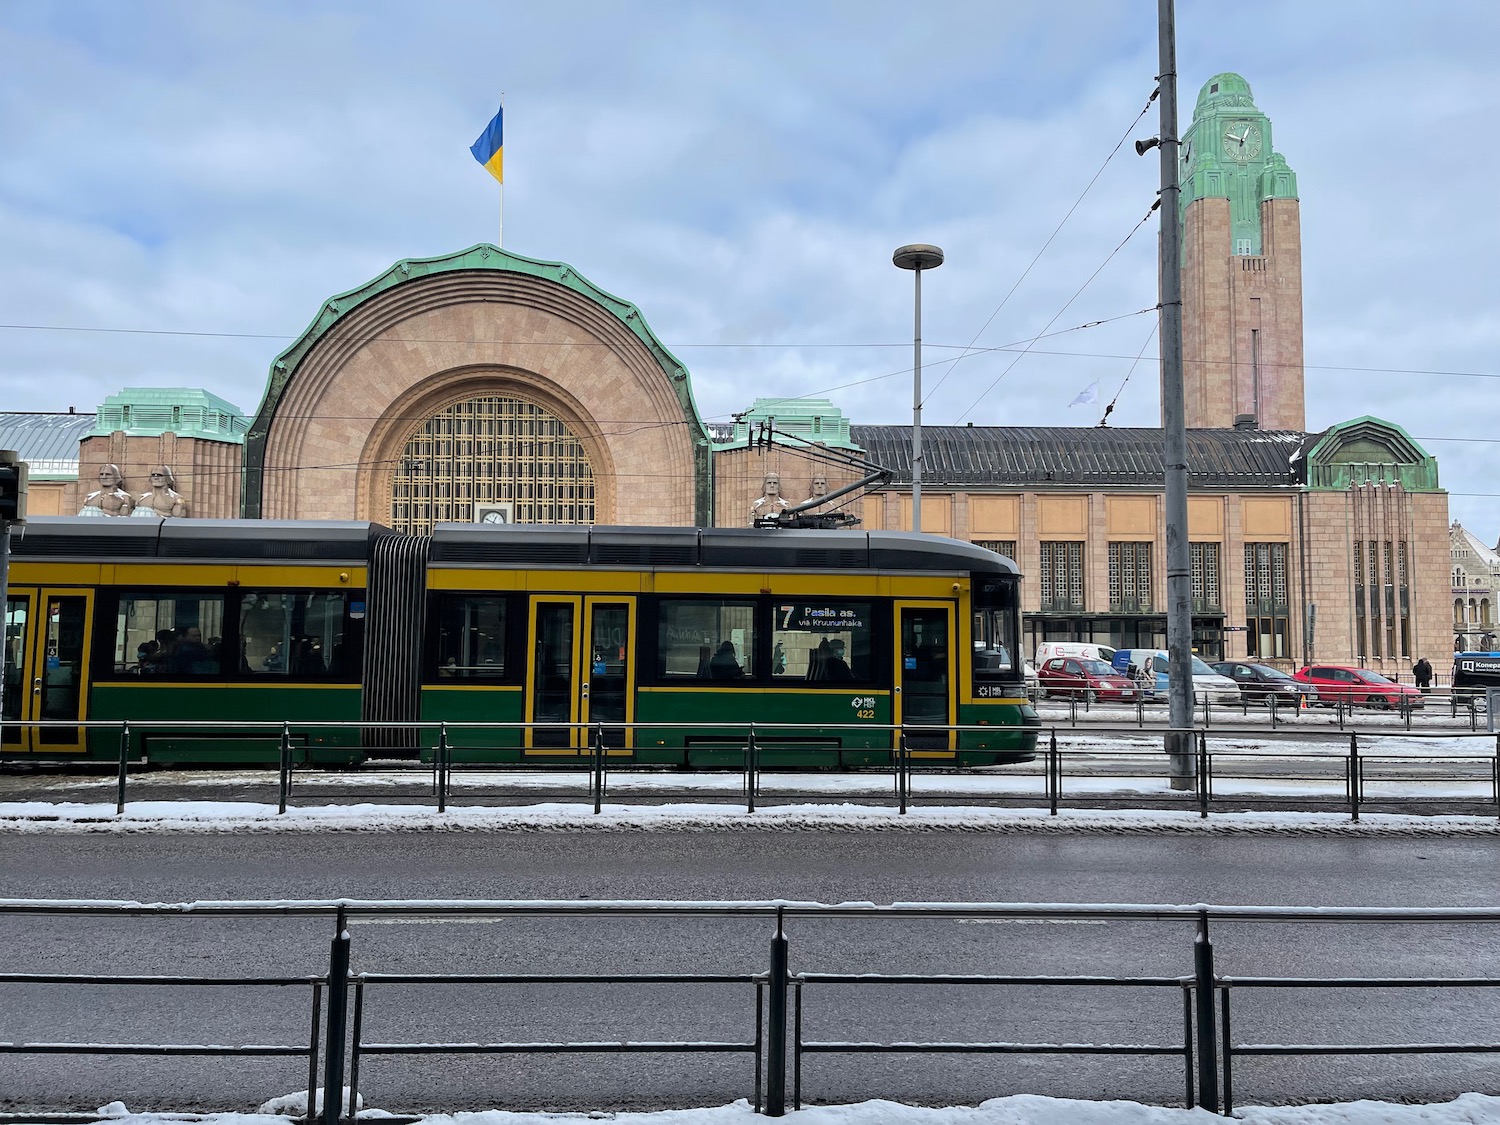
<box><xmin>93</xmin><ymin>388</ymin><xmax>247</xmax><ymax>443</ymax></box>
<box><xmin>1303</xmin><ymin>416</ymin><xmax>1440</xmax><ymax>491</ymax></box>
<box><xmin>244</xmin><ymin>244</ymin><xmax>713</xmax><ymax>521</ymax></box>
<box><xmin>716</xmin><ymin>396</ymin><xmax>861</xmax><ymax>451</ymax></box>
<box><xmin>252</xmin><ymin>244</ymin><xmax>707</xmax><ymax>441</ymax></box>
<box><xmin>1180</xmin><ymin>72</ymin><xmax>1298</xmax><ymax>256</ymax></box>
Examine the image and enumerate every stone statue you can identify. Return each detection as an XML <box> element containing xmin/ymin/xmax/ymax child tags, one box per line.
<box><xmin>130</xmin><ymin>465</ymin><xmax>190</xmax><ymax>518</ymax></box>
<box><xmin>78</xmin><ymin>464</ymin><xmax>134</xmax><ymax>517</ymax></box>
<box><xmin>750</xmin><ymin>472</ymin><xmax>791</xmax><ymax>523</ymax></box>
<box><xmin>803</xmin><ymin>475</ymin><xmax>830</xmax><ymax>507</ymax></box>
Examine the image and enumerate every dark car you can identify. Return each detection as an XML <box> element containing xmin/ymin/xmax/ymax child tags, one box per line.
<box><xmin>1211</xmin><ymin>660</ymin><xmax>1316</xmax><ymax>708</ymax></box>
<box><xmin>1037</xmin><ymin>657</ymin><xmax>1139</xmax><ymax>703</ymax></box>
<box><xmin>1292</xmin><ymin>664</ymin><xmax>1423</xmax><ymax>709</ymax></box>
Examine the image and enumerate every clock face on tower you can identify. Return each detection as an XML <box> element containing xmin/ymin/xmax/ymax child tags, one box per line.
<box><xmin>1221</xmin><ymin>121</ymin><xmax>1263</xmax><ymax>160</ymax></box>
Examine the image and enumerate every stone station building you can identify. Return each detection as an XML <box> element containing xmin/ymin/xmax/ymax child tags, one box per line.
<box><xmin>0</xmin><ymin>73</ymin><xmax>1454</xmax><ymax>675</ymax></box>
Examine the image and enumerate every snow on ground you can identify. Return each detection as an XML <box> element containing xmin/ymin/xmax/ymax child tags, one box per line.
<box><xmin>2</xmin><ymin>726</ymin><xmax>1498</xmax><ymax>834</ymax></box>
<box><xmin>72</xmin><ymin>1092</ymin><xmax>1500</xmax><ymax>1124</ymax></box>
<box><xmin>13</xmin><ymin>729</ymin><xmax>1500</xmax><ymax>1120</ymax></box>
<box><xmin>1</xmin><ymin>796</ymin><xmax>1497</xmax><ymax>835</ymax></box>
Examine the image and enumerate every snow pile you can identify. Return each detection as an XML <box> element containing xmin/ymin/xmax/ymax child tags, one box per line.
<box><xmin>69</xmin><ymin>1093</ymin><xmax>1500</xmax><ymax>1124</ymax></box>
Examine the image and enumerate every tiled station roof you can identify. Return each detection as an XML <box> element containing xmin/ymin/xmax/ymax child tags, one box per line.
<box><xmin>848</xmin><ymin>426</ymin><xmax>1305</xmax><ymax>488</ymax></box>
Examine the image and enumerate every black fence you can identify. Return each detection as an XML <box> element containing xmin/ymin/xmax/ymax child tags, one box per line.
<box><xmin>2</xmin><ymin>899</ymin><xmax>1500</xmax><ymax>1120</ymax></box>
<box><xmin>4</xmin><ymin>718</ymin><xmax>1499</xmax><ymax>823</ymax></box>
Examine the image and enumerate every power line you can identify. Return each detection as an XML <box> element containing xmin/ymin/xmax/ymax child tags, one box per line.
<box><xmin>953</xmin><ymin>203</ymin><xmax>1160</xmax><ymax>423</ymax></box>
<box><xmin>921</xmin><ymin>91</ymin><xmax>1159</xmax><ymax>407</ymax></box>
<box><xmin>5</xmin><ymin>317</ymin><xmax>1500</xmax><ymax>384</ymax></box>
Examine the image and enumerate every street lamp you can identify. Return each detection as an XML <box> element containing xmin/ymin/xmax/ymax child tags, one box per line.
<box><xmin>892</xmin><ymin>244</ymin><xmax>944</xmax><ymax>534</ymax></box>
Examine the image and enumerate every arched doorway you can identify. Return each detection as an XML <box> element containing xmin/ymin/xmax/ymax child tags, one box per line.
<box><xmin>390</xmin><ymin>394</ymin><xmax>596</xmax><ymax>534</ymax></box>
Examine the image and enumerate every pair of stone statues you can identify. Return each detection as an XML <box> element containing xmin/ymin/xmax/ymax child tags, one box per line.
<box><xmin>749</xmin><ymin>473</ymin><xmax>829</xmax><ymax>522</ymax></box>
<box><xmin>78</xmin><ymin>464</ymin><xmax>190</xmax><ymax>518</ymax></box>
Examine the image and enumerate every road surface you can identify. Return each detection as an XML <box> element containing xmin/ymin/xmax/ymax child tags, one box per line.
<box><xmin>2</xmin><ymin>828</ymin><xmax>1499</xmax><ymax>1114</ymax></box>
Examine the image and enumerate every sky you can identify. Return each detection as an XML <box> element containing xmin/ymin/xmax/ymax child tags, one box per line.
<box><xmin>1</xmin><ymin>2</ymin><xmax>1497</xmax><ymax>533</ymax></box>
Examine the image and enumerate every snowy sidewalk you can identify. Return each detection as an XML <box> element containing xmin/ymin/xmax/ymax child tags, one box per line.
<box><xmin>73</xmin><ymin>1092</ymin><xmax>1500</xmax><ymax>1124</ymax></box>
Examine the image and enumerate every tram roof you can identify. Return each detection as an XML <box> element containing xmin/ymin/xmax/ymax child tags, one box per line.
<box><xmin>9</xmin><ymin>517</ymin><xmax>393</xmax><ymax>562</ymax></box>
<box><xmin>428</xmin><ymin>524</ymin><xmax>1019</xmax><ymax>575</ymax></box>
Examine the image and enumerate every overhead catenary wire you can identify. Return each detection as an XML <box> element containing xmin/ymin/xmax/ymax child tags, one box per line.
<box><xmin>953</xmin><ymin>202</ymin><xmax>1160</xmax><ymax>424</ymax></box>
<box><xmin>921</xmin><ymin>88</ymin><xmax>1160</xmax><ymax>410</ymax></box>
<box><xmin>4</xmin><ymin>317</ymin><xmax>1499</xmax><ymax>386</ymax></box>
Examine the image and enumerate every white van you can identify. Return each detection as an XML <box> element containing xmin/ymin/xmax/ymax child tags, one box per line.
<box><xmin>1034</xmin><ymin>642</ymin><xmax>1116</xmax><ymax>669</ymax></box>
<box><xmin>1110</xmin><ymin>649</ymin><xmax>1239</xmax><ymax>705</ymax></box>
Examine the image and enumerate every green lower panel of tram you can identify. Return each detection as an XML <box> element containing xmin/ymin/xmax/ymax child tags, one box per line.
<box><xmin>415</xmin><ymin>687</ymin><xmax>1037</xmax><ymax>767</ymax></box>
<box><xmin>420</xmin><ymin>687</ymin><xmax>528</xmax><ymax>761</ymax></box>
<box><xmin>86</xmin><ymin>685</ymin><xmax>364</xmax><ymax>765</ymax></box>
<box><xmin>633</xmin><ymin>689</ymin><xmax>891</xmax><ymax>768</ymax></box>
<box><xmin>955</xmin><ymin>699</ymin><xmax>1040</xmax><ymax>760</ymax></box>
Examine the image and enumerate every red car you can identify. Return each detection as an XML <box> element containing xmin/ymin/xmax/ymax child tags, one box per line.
<box><xmin>1292</xmin><ymin>664</ymin><xmax>1423</xmax><ymax>709</ymax></box>
<box><xmin>1037</xmin><ymin>657</ymin><xmax>1139</xmax><ymax>703</ymax></box>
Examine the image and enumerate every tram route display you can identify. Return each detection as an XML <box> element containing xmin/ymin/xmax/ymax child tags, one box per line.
<box><xmin>3</xmin><ymin>519</ymin><xmax>1037</xmax><ymax>767</ymax></box>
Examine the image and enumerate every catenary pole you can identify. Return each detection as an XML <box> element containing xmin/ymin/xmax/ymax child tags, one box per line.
<box><xmin>1157</xmin><ymin>0</ymin><xmax>1195</xmax><ymax>786</ymax></box>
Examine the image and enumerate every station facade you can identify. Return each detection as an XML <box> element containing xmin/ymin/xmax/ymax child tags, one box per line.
<box><xmin>1</xmin><ymin>73</ymin><xmax>1452</xmax><ymax>675</ymax></box>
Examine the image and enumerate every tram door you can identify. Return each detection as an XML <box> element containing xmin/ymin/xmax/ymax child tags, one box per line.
<box><xmin>527</xmin><ymin>597</ymin><xmax>635</xmax><ymax>751</ymax></box>
<box><xmin>895</xmin><ymin>603</ymin><xmax>954</xmax><ymax>751</ymax></box>
<box><xmin>582</xmin><ymin>600</ymin><xmax>634</xmax><ymax>751</ymax></box>
<box><xmin>2</xmin><ymin>588</ymin><xmax>92</xmax><ymax>753</ymax></box>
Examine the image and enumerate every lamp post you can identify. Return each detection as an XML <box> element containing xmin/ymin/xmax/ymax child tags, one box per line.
<box><xmin>893</xmin><ymin>244</ymin><xmax>944</xmax><ymax>534</ymax></box>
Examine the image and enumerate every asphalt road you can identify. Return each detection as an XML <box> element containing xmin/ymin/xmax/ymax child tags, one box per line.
<box><xmin>3</xmin><ymin>829</ymin><xmax>1500</xmax><ymax>1114</ymax></box>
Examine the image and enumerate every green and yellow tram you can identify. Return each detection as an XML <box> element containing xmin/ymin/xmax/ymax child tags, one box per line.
<box><xmin>4</xmin><ymin>519</ymin><xmax>376</xmax><ymax>764</ymax></box>
<box><xmin>3</xmin><ymin>518</ymin><xmax>1038</xmax><ymax>767</ymax></box>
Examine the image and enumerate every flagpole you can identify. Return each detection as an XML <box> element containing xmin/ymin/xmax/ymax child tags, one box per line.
<box><xmin>504</xmin><ymin>94</ymin><xmax>510</xmax><ymax>249</ymax></box>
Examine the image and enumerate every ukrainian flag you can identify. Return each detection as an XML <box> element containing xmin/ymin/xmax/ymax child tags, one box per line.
<box><xmin>470</xmin><ymin>106</ymin><xmax>503</xmax><ymax>183</ymax></box>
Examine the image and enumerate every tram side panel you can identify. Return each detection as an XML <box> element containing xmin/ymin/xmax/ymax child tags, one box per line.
<box><xmin>5</xmin><ymin>518</ymin><xmax>380</xmax><ymax>766</ymax></box>
<box><xmin>412</xmin><ymin>564</ymin><xmax>1034</xmax><ymax>767</ymax></box>
<box><xmin>83</xmin><ymin>563</ymin><xmax>368</xmax><ymax>764</ymax></box>
<box><xmin>418</xmin><ymin>567</ymin><xmax>537</xmax><ymax>760</ymax></box>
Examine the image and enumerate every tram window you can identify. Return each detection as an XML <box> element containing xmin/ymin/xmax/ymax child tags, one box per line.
<box><xmin>239</xmin><ymin>591</ymin><xmax>355</xmax><ymax>678</ymax></box>
<box><xmin>971</xmin><ymin>578</ymin><xmax>1023</xmax><ymax>690</ymax></box>
<box><xmin>117</xmin><ymin>595</ymin><xmax>226</xmax><ymax>677</ymax></box>
<box><xmin>972</xmin><ymin>609</ymin><xmax>1015</xmax><ymax>671</ymax></box>
<box><xmin>772</xmin><ymin>600</ymin><xmax>872</xmax><ymax>683</ymax></box>
<box><xmin>431</xmin><ymin>594</ymin><xmax>508</xmax><ymax>679</ymax></box>
<box><xmin>658</xmin><ymin>599</ymin><xmax>756</xmax><ymax>681</ymax></box>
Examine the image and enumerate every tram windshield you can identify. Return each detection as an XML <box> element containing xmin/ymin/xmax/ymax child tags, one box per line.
<box><xmin>971</xmin><ymin>574</ymin><xmax>1023</xmax><ymax>690</ymax></box>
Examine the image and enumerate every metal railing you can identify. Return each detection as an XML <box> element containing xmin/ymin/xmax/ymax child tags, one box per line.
<box><xmin>3</xmin><ymin>899</ymin><xmax>1500</xmax><ymax>1119</ymax></box>
<box><xmin>4</xmin><ymin>716</ymin><xmax>1500</xmax><ymax>823</ymax></box>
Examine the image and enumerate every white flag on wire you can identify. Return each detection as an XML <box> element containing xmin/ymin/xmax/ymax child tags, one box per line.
<box><xmin>1068</xmin><ymin>382</ymin><xmax>1099</xmax><ymax>407</ymax></box>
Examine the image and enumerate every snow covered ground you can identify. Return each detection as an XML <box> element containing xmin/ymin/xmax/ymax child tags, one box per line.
<box><xmin>7</xmin><ymin>731</ymin><xmax>1499</xmax><ymax>1120</ymax></box>
<box><xmin>2</xmin><ymin>725</ymin><xmax>1497</xmax><ymax>834</ymax></box>
<box><xmin>71</xmin><ymin>1091</ymin><xmax>1500</xmax><ymax>1124</ymax></box>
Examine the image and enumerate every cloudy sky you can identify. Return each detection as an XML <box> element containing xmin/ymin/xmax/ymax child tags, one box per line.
<box><xmin>2</xmin><ymin>1</ymin><xmax>1497</xmax><ymax>531</ymax></box>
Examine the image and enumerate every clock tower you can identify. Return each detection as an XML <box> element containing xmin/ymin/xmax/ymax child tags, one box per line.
<box><xmin>1175</xmin><ymin>73</ymin><xmax>1304</xmax><ymax>431</ymax></box>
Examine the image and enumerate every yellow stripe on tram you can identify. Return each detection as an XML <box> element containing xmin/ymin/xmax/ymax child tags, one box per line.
<box><xmin>100</xmin><ymin>682</ymin><xmax>361</xmax><ymax>691</ymax></box>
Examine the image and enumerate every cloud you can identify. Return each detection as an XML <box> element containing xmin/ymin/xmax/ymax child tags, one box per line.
<box><xmin>1</xmin><ymin>0</ymin><xmax>1497</xmax><ymax>531</ymax></box>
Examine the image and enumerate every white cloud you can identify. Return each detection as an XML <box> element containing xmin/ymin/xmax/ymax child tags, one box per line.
<box><xmin>1</xmin><ymin>0</ymin><xmax>1497</xmax><ymax>529</ymax></box>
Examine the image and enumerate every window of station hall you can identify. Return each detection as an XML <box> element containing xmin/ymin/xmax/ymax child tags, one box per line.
<box><xmin>390</xmin><ymin>395</ymin><xmax>597</xmax><ymax>534</ymax></box>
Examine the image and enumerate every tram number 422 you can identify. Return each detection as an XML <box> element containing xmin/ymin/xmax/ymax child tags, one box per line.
<box><xmin>850</xmin><ymin>696</ymin><xmax>877</xmax><ymax>719</ymax></box>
